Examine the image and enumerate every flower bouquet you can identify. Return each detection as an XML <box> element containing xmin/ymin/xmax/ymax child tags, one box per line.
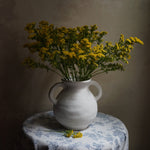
<box><xmin>23</xmin><ymin>21</ymin><xmax>144</xmax><ymax>130</ymax></box>
<box><xmin>23</xmin><ymin>21</ymin><xmax>144</xmax><ymax>81</ymax></box>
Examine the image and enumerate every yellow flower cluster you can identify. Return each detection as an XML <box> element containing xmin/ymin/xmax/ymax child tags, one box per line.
<box><xmin>73</xmin><ymin>132</ymin><xmax>83</xmax><ymax>138</ymax></box>
<box><xmin>23</xmin><ymin>21</ymin><xmax>144</xmax><ymax>81</ymax></box>
<box><xmin>62</xmin><ymin>49</ymin><xmax>76</xmax><ymax>58</ymax></box>
<box><xmin>80</xmin><ymin>38</ymin><xmax>92</xmax><ymax>49</ymax></box>
<box><xmin>126</xmin><ymin>37</ymin><xmax>144</xmax><ymax>45</ymax></box>
<box><xmin>65</xmin><ymin>130</ymin><xmax>74</xmax><ymax>138</ymax></box>
<box><xmin>64</xmin><ymin>130</ymin><xmax>83</xmax><ymax>138</ymax></box>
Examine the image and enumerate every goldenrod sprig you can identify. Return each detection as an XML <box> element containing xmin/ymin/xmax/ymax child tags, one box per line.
<box><xmin>64</xmin><ymin>130</ymin><xmax>83</xmax><ymax>138</ymax></box>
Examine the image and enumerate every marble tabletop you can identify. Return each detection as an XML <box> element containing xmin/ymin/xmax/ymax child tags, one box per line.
<box><xmin>23</xmin><ymin>111</ymin><xmax>128</xmax><ymax>150</ymax></box>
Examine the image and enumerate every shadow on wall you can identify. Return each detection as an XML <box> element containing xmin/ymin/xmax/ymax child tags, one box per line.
<box><xmin>0</xmin><ymin>1</ymin><xmax>31</xmax><ymax>149</ymax></box>
<box><xmin>0</xmin><ymin>0</ymin><xmax>54</xmax><ymax>149</ymax></box>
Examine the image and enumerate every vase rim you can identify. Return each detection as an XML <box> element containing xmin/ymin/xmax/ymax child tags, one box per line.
<box><xmin>61</xmin><ymin>78</ymin><xmax>92</xmax><ymax>83</ymax></box>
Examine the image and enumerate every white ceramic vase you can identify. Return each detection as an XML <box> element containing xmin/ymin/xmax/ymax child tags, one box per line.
<box><xmin>48</xmin><ymin>79</ymin><xmax>102</xmax><ymax>130</ymax></box>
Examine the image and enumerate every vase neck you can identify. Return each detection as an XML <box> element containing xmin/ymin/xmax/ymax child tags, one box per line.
<box><xmin>62</xmin><ymin>79</ymin><xmax>91</xmax><ymax>89</ymax></box>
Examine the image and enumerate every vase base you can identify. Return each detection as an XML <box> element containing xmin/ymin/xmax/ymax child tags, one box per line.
<box><xmin>57</xmin><ymin>119</ymin><xmax>94</xmax><ymax>131</ymax></box>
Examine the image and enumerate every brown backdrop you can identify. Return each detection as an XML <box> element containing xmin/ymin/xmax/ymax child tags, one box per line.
<box><xmin>0</xmin><ymin>0</ymin><xmax>150</xmax><ymax>149</ymax></box>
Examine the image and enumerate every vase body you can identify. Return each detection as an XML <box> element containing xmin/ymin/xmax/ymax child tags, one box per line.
<box><xmin>49</xmin><ymin>79</ymin><xmax>102</xmax><ymax>130</ymax></box>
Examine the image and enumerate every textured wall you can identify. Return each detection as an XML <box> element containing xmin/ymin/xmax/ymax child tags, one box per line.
<box><xmin>0</xmin><ymin>0</ymin><xmax>149</xmax><ymax>149</ymax></box>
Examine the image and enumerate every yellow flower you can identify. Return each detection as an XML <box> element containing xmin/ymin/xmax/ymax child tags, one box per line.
<box><xmin>63</xmin><ymin>50</ymin><xmax>70</xmax><ymax>56</ymax></box>
<box><xmin>52</xmin><ymin>50</ymin><xmax>60</xmax><ymax>55</ymax></box>
<box><xmin>89</xmin><ymin>53</ymin><xmax>97</xmax><ymax>58</ymax></box>
<box><xmin>72</xmin><ymin>43</ymin><xmax>80</xmax><ymax>48</ymax></box>
<box><xmin>68</xmin><ymin>52</ymin><xmax>76</xmax><ymax>58</ymax></box>
<box><xmin>73</xmin><ymin>132</ymin><xmax>83</xmax><ymax>138</ymax></box>
<box><xmin>72</xmin><ymin>27</ymin><xmax>77</xmax><ymax>32</ymax></box>
<box><xmin>79</xmin><ymin>55</ymin><xmax>86</xmax><ymax>60</ymax></box>
<box><xmin>80</xmin><ymin>38</ymin><xmax>92</xmax><ymax>48</ymax></box>
<box><xmin>127</xmin><ymin>49</ymin><xmax>131</xmax><ymax>53</ymax></box>
<box><xmin>127</xmin><ymin>45</ymin><xmax>133</xmax><ymax>50</ymax></box>
<box><xmin>77</xmin><ymin>26</ymin><xmax>82</xmax><ymax>32</ymax></box>
<box><xmin>70</xmin><ymin>43</ymin><xmax>85</xmax><ymax>54</ymax></box>
<box><xmin>47</xmin><ymin>38</ymin><xmax>53</xmax><ymax>44</ymax></box>
<box><xmin>92</xmin><ymin>34</ymin><xmax>98</xmax><ymax>40</ymax></box>
<box><xmin>78</xmin><ymin>49</ymin><xmax>84</xmax><ymax>54</ymax></box>
<box><xmin>41</xmin><ymin>26</ymin><xmax>49</xmax><ymax>31</ymax></box>
<box><xmin>58</xmin><ymin>33</ymin><xmax>64</xmax><ymax>38</ymax></box>
<box><xmin>59</xmin><ymin>39</ymin><xmax>65</xmax><ymax>44</ymax></box>
<box><xmin>115</xmin><ymin>43</ymin><xmax>119</xmax><ymax>50</ymax></box>
<box><xmin>76</xmin><ymin>32</ymin><xmax>80</xmax><ymax>36</ymax></box>
<box><xmin>81</xmin><ymin>38</ymin><xmax>89</xmax><ymax>44</ymax></box>
<box><xmin>48</xmin><ymin>50</ymin><xmax>59</xmax><ymax>59</ymax></box>
<box><xmin>93</xmin><ymin>45</ymin><xmax>105</xmax><ymax>54</ymax></box>
<box><xmin>70</xmin><ymin>47</ymin><xmax>75</xmax><ymax>52</ymax></box>
<box><xmin>60</xmin><ymin>56</ymin><xmax>67</xmax><ymax>60</ymax></box>
<box><xmin>121</xmin><ymin>46</ymin><xmax>125</xmax><ymax>49</ymax></box>
<box><xmin>63</xmin><ymin>50</ymin><xmax>76</xmax><ymax>58</ymax></box>
<box><xmin>97</xmin><ymin>53</ymin><xmax>105</xmax><ymax>58</ymax></box>
<box><xmin>49</xmin><ymin>24</ymin><xmax>54</xmax><ymax>31</ymax></box>
<box><xmin>28</xmin><ymin>30</ymin><xmax>34</xmax><ymax>33</ymax></box>
<box><xmin>39</xmin><ymin>20</ymin><xmax>49</xmax><ymax>25</ymax></box>
<box><xmin>93</xmin><ymin>62</ymin><xmax>98</xmax><ymax>67</ymax></box>
<box><xmin>40</xmin><ymin>47</ymin><xmax>49</xmax><ymax>53</ymax></box>
<box><xmin>28</xmin><ymin>33</ymin><xmax>36</xmax><ymax>39</ymax></box>
<box><xmin>102</xmin><ymin>49</ymin><xmax>107</xmax><ymax>53</ymax></box>
<box><xmin>94</xmin><ymin>31</ymin><xmax>99</xmax><ymax>34</ymax></box>
<box><xmin>68</xmin><ymin>28</ymin><xmax>73</xmax><ymax>33</ymax></box>
<box><xmin>134</xmin><ymin>37</ymin><xmax>144</xmax><ymax>45</ymax></box>
<box><xmin>47</xmin><ymin>52</ymin><xmax>51</xmax><ymax>56</ymax></box>
<box><xmin>120</xmin><ymin>34</ymin><xmax>124</xmax><ymax>42</ymax></box>
<box><xmin>93</xmin><ymin>46</ymin><xmax>97</xmax><ymax>52</ymax></box>
<box><xmin>123</xmin><ymin>58</ymin><xmax>129</xmax><ymax>64</ymax></box>
<box><xmin>91</xmin><ymin>25</ymin><xmax>98</xmax><ymax>30</ymax></box>
<box><xmin>86</xmin><ymin>43</ymin><xmax>91</xmax><ymax>48</ymax></box>
<box><xmin>100</xmin><ymin>31</ymin><xmax>108</xmax><ymax>35</ymax></box>
<box><xmin>106</xmin><ymin>41</ymin><xmax>113</xmax><ymax>47</ymax></box>
<box><xmin>60</xmin><ymin>27</ymin><xmax>68</xmax><ymax>33</ymax></box>
<box><xmin>72</xmin><ymin>43</ymin><xmax>77</xmax><ymax>47</ymax></box>
<box><xmin>99</xmin><ymin>44</ymin><xmax>104</xmax><ymax>49</ymax></box>
<box><xmin>24</xmin><ymin>22</ymin><xmax>36</xmax><ymax>31</ymax></box>
<box><xmin>126</xmin><ymin>39</ymin><xmax>132</xmax><ymax>44</ymax></box>
<box><xmin>65</xmin><ymin>130</ymin><xmax>74</xmax><ymax>138</ymax></box>
<box><xmin>130</xmin><ymin>37</ymin><xmax>135</xmax><ymax>42</ymax></box>
<box><xmin>83</xmin><ymin>25</ymin><xmax>88</xmax><ymax>29</ymax></box>
<box><xmin>128</xmin><ymin>55</ymin><xmax>131</xmax><ymax>59</ymax></box>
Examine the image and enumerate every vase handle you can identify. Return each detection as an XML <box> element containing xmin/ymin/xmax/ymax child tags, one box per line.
<box><xmin>48</xmin><ymin>82</ymin><xmax>63</xmax><ymax>105</ymax></box>
<box><xmin>90</xmin><ymin>80</ymin><xmax>102</xmax><ymax>101</ymax></box>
